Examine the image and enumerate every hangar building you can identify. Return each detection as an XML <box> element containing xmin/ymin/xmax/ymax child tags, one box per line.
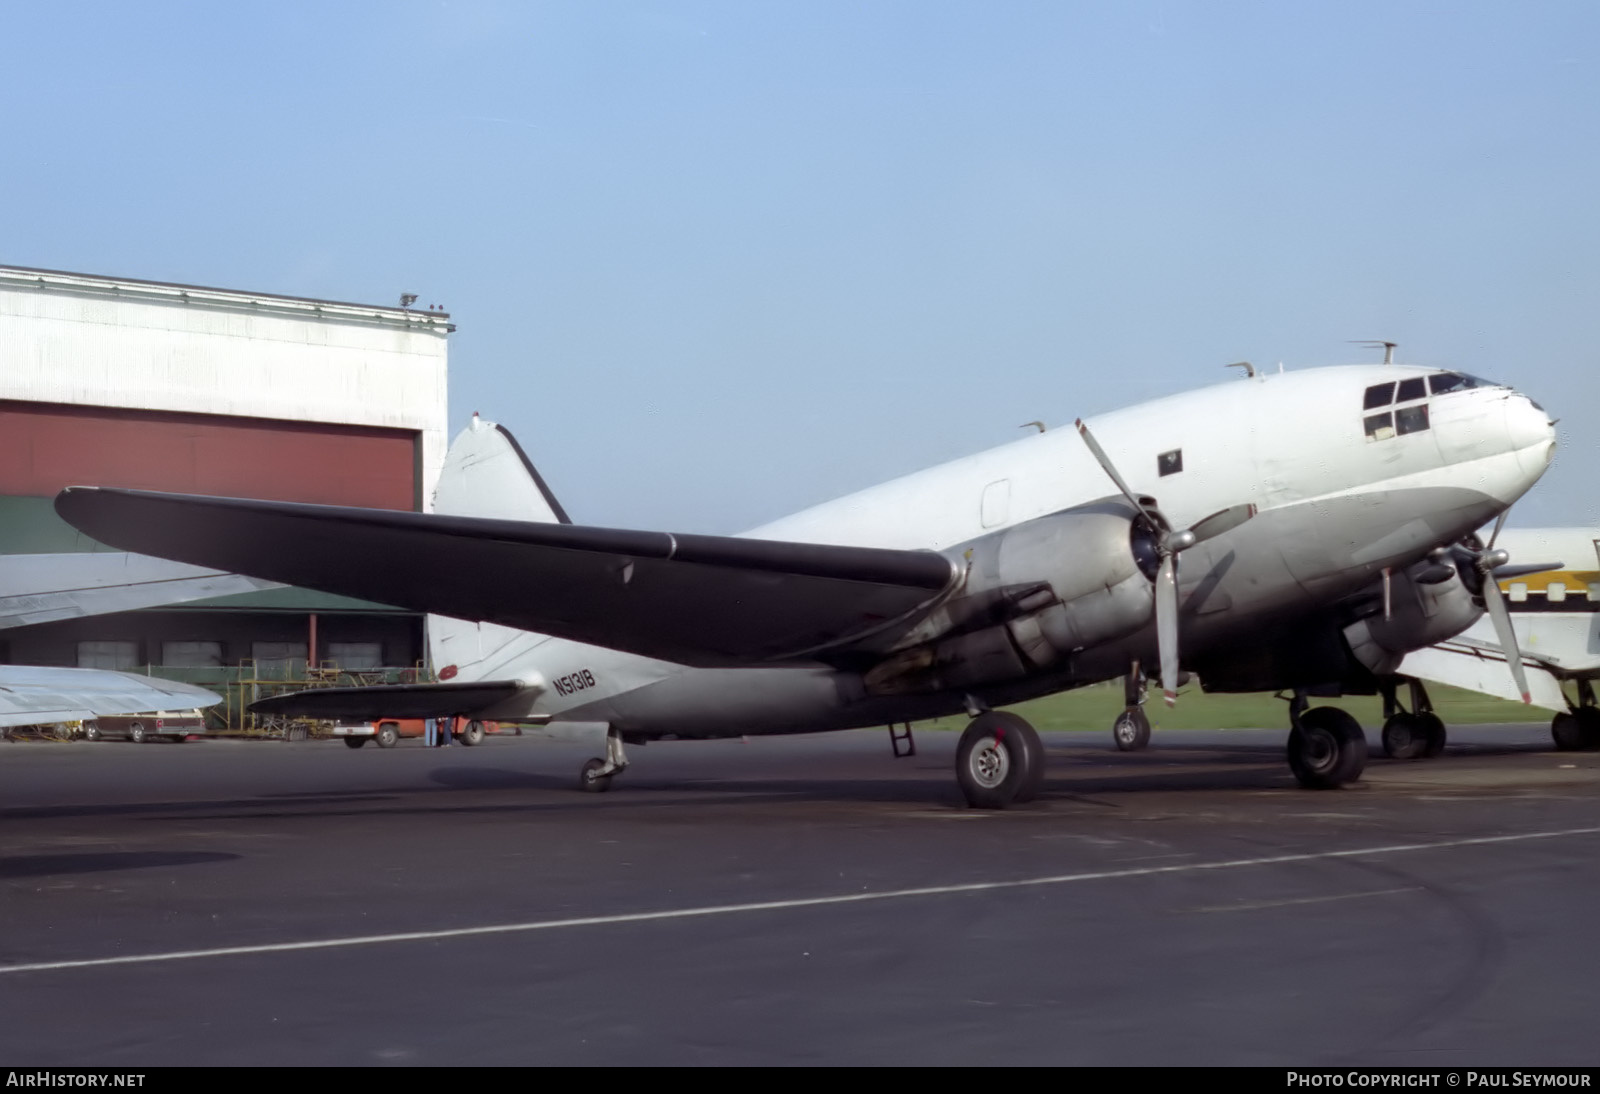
<box><xmin>0</xmin><ymin>264</ymin><xmax>451</xmax><ymax>682</ymax></box>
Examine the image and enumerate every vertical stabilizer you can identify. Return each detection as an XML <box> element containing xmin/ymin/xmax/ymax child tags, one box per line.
<box><xmin>428</xmin><ymin>416</ymin><xmax>568</xmax><ymax>681</ymax></box>
<box><xmin>432</xmin><ymin>414</ymin><xmax>570</xmax><ymax>523</ymax></box>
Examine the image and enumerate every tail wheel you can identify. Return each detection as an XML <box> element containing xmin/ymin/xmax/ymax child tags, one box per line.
<box><xmin>579</xmin><ymin>758</ymin><xmax>613</xmax><ymax>793</ymax></box>
<box><xmin>1287</xmin><ymin>706</ymin><xmax>1367</xmax><ymax>789</ymax></box>
<box><xmin>956</xmin><ymin>711</ymin><xmax>1045</xmax><ymax>809</ymax></box>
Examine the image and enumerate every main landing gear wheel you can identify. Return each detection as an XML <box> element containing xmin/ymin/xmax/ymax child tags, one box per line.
<box><xmin>1287</xmin><ymin>706</ymin><xmax>1367</xmax><ymax>790</ymax></box>
<box><xmin>1381</xmin><ymin>713</ymin><xmax>1424</xmax><ymax>760</ymax></box>
<box><xmin>1112</xmin><ymin>707</ymin><xmax>1151</xmax><ymax>752</ymax></box>
<box><xmin>956</xmin><ymin>711</ymin><xmax>1045</xmax><ymax>809</ymax></box>
<box><xmin>1418</xmin><ymin>712</ymin><xmax>1447</xmax><ymax>758</ymax></box>
<box><xmin>1552</xmin><ymin>708</ymin><xmax>1600</xmax><ymax>751</ymax></box>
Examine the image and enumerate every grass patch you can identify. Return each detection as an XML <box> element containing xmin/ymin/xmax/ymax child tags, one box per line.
<box><xmin>918</xmin><ymin>681</ymin><xmax>1550</xmax><ymax>733</ymax></box>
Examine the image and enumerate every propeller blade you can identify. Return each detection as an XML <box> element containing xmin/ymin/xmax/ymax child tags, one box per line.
<box><xmin>1491</xmin><ymin>561</ymin><xmax>1564</xmax><ymax>581</ymax></box>
<box><xmin>1487</xmin><ymin>511</ymin><xmax>1509</xmax><ymax>550</ymax></box>
<box><xmin>1186</xmin><ymin>503</ymin><xmax>1258</xmax><ymax>545</ymax></box>
<box><xmin>1075</xmin><ymin>419</ymin><xmax>1161</xmax><ymax>532</ymax></box>
<box><xmin>1481</xmin><ymin>577</ymin><xmax>1531</xmax><ymax>704</ymax></box>
<box><xmin>1156</xmin><ymin>553</ymin><xmax>1180</xmax><ymax>706</ymax></box>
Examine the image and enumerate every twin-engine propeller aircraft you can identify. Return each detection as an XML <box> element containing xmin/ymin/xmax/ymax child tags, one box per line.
<box><xmin>1391</xmin><ymin>527</ymin><xmax>1600</xmax><ymax>754</ymax></box>
<box><xmin>55</xmin><ymin>361</ymin><xmax>1556</xmax><ymax>807</ymax></box>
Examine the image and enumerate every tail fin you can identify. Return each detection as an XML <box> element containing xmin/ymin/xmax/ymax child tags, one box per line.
<box><xmin>432</xmin><ymin>414</ymin><xmax>571</xmax><ymax>523</ymax></box>
<box><xmin>428</xmin><ymin>416</ymin><xmax>567</xmax><ymax>681</ymax></box>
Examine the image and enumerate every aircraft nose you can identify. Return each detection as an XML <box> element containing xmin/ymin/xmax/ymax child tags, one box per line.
<box><xmin>1506</xmin><ymin>391</ymin><xmax>1557</xmax><ymax>476</ymax></box>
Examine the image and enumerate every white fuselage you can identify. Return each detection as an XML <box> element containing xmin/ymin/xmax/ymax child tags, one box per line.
<box><xmin>434</xmin><ymin>364</ymin><xmax>1556</xmax><ymax>736</ymax></box>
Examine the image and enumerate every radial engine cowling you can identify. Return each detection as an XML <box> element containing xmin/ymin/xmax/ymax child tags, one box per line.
<box><xmin>865</xmin><ymin>498</ymin><xmax>1157</xmax><ymax>694</ymax></box>
<box><xmin>1343</xmin><ymin>562</ymin><xmax>1483</xmax><ymax>676</ymax></box>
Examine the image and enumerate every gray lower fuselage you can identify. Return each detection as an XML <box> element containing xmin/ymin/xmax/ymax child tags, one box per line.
<box><xmin>482</xmin><ymin>481</ymin><xmax>1508</xmax><ymax>739</ymax></box>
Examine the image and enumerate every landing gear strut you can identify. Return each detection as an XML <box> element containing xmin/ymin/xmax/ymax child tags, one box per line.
<box><xmin>1112</xmin><ymin>662</ymin><xmax>1151</xmax><ymax>752</ymax></box>
<box><xmin>579</xmin><ymin>729</ymin><xmax>630</xmax><ymax>792</ymax></box>
<box><xmin>1378</xmin><ymin>676</ymin><xmax>1446</xmax><ymax>760</ymax></box>
<box><xmin>1552</xmin><ymin>680</ymin><xmax>1600</xmax><ymax>752</ymax></box>
<box><xmin>1285</xmin><ymin>692</ymin><xmax>1367</xmax><ymax>789</ymax></box>
<box><xmin>956</xmin><ymin>710</ymin><xmax>1045</xmax><ymax>809</ymax></box>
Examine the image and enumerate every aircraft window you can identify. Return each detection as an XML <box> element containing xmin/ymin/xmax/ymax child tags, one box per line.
<box><xmin>1157</xmin><ymin>449</ymin><xmax>1183</xmax><ymax>476</ymax></box>
<box><xmin>1548</xmin><ymin>582</ymin><xmax>1568</xmax><ymax>603</ymax></box>
<box><xmin>1396</xmin><ymin>377</ymin><xmax>1427</xmax><ymax>402</ymax></box>
<box><xmin>1395</xmin><ymin>404</ymin><xmax>1430</xmax><ymax>435</ymax></box>
<box><xmin>1429</xmin><ymin>372</ymin><xmax>1468</xmax><ymax>395</ymax></box>
<box><xmin>1364</xmin><ymin>412</ymin><xmax>1395</xmax><ymax>441</ymax></box>
<box><xmin>1588</xmin><ymin>582</ymin><xmax>1600</xmax><ymax>602</ymax></box>
<box><xmin>1509</xmin><ymin>582</ymin><xmax>1528</xmax><ymax>602</ymax></box>
<box><xmin>1363</xmin><ymin>383</ymin><xmax>1395</xmax><ymax>409</ymax></box>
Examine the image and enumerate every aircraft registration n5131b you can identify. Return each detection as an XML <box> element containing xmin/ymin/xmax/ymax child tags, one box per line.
<box><xmin>55</xmin><ymin>359</ymin><xmax>1556</xmax><ymax>807</ymax></box>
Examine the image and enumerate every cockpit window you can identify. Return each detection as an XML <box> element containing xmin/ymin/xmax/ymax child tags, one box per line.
<box><xmin>1428</xmin><ymin>372</ymin><xmax>1472</xmax><ymax>395</ymax></box>
<box><xmin>1364</xmin><ymin>412</ymin><xmax>1395</xmax><ymax>441</ymax></box>
<box><xmin>1396</xmin><ymin>377</ymin><xmax>1427</xmax><ymax>402</ymax></box>
<box><xmin>1396</xmin><ymin>403</ymin><xmax>1430</xmax><ymax>435</ymax></box>
<box><xmin>1363</xmin><ymin>382</ymin><xmax>1395</xmax><ymax>410</ymax></box>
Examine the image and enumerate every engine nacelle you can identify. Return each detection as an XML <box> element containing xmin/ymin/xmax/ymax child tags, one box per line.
<box><xmin>1343</xmin><ymin>563</ymin><xmax>1483</xmax><ymax>675</ymax></box>
<box><xmin>864</xmin><ymin>498</ymin><xmax>1156</xmax><ymax>694</ymax></box>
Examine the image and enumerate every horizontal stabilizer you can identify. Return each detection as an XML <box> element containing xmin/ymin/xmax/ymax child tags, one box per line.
<box><xmin>250</xmin><ymin>680</ymin><xmax>527</xmax><ymax>720</ymax></box>
<box><xmin>55</xmin><ymin>487</ymin><xmax>959</xmax><ymax>666</ymax></box>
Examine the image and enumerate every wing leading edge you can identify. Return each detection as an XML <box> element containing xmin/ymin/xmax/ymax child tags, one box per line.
<box><xmin>54</xmin><ymin>487</ymin><xmax>960</xmax><ymax>667</ymax></box>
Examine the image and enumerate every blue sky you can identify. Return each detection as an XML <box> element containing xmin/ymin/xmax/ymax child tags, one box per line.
<box><xmin>5</xmin><ymin>2</ymin><xmax>1597</xmax><ymax>532</ymax></box>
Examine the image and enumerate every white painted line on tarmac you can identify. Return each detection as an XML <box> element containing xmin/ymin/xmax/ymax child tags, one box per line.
<box><xmin>1190</xmin><ymin>886</ymin><xmax>1418</xmax><ymax>914</ymax></box>
<box><xmin>4</xmin><ymin>824</ymin><xmax>1597</xmax><ymax>976</ymax></box>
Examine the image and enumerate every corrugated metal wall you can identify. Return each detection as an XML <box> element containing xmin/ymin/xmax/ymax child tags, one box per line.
<box><xmin>0</xmin><ymin>400</ymin><xmax>416</xmax><ymax>509</ymax></box>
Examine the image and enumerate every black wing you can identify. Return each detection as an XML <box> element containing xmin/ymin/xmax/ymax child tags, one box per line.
<box><xmin>55</xmin><ymin>488</ymin><xmax>959</xmax><ymax>667</ymax></box>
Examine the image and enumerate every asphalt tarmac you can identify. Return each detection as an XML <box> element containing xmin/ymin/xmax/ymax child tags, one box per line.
<box><xmin>2</xmin><ymin>723</ymin><xmax>1597</xmax><ymax>1066</ymax></box>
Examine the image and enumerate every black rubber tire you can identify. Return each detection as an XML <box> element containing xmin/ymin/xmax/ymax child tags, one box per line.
<box><xmin>1287</xmin><ymin>706</ymin><xmax>1368</xmax><ymax>789</ymax></box>
<box><xmin>1418</xmin><ymin>712</ymin><xmax>1447</xmax><ymax>758</ymax></box>
<box><xmin>343</xmin><ymin>736</ymin><xmax>368</xmax><ymax>749</ymax></box>
<box><xmin>84</xmin><ymin>724</ymin><xmax>101</xmax><ymax>742</ymax></box>
<box><xmin>579</xmin><ymin>757</ymin><xmax>613</xmax><ymax>793</ymax></box>
<box><xmin>1112</xmin><ymin>708</ymin><xmax>1151</xmax><ymax>752</ymax></box>
<box><xmin>375</xmin><ymin>723</ymin><xmax>399</xmax><ymax>749</ymax></box>
<box><xmin>460</xmin><ymin>720</ymin><xmax>486</xmax><ymax>747</ymax></box>
<box><xmin>956</xmin><ymin>711</ymin><xmax>1045</xmax><ymax>809</ymax></box>
<box><xmin>1381</xmin><ymin>713</ymin><xmax>1425</xmax><ymax>760</ymax></box>
<box><xmin>1576</xmin><ymin>708</ymin><xmax>1600</xmax><ymax>751</ymax></box>
<box><xmin>128</xmin><ymin>722</ymin><xmax>147</xmax><ymax>744</ymax></box>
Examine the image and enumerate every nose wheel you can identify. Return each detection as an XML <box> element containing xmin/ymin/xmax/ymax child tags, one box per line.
<box><xmin>956</xmin><ymin>711</ymin><xmax>1046</xmax><ymax>808</ymax></box>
